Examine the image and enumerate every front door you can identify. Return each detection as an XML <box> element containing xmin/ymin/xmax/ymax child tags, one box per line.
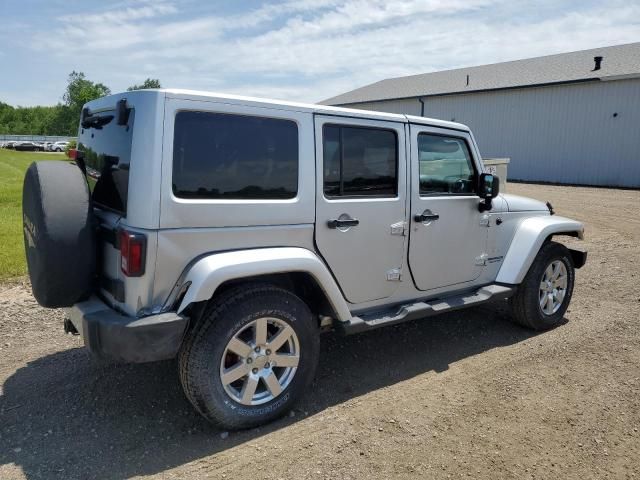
<box><xmin>408</xmin><ymin>125</ymin><xmax>488</xmax><ymax>291</ymax></box>
<box><xmin>314</xmin><ymin>115</ymin><xmax>407</xmax><ymax>304</ymax></box>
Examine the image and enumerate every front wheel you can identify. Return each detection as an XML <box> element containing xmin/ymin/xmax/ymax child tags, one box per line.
<box><xmin>509</xmin><ymin>241</ymin><xmax>575</xmax><ymax>330</ymax></box>
<box><xmin>179</xmin><ymin>284</ymin><xmax>319</xmax><ymax>429</ymax></box>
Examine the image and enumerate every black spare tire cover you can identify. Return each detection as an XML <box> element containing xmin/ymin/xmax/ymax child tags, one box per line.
<box><xmin>22</xmin><ymin>161</ymin><xmax>95</xmax><ymax>308</ymax></box>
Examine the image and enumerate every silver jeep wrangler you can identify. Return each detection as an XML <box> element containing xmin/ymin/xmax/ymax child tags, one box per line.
<box><xmin>22</xmin><ymin>89</ymin><xmax>586</xmax><ymax>429</ymax></box>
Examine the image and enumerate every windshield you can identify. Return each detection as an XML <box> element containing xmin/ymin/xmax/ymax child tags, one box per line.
<box><xmin>78</xmin><ymin>108</ymin><xmax>135</xmax><ymax>215</ymax></box>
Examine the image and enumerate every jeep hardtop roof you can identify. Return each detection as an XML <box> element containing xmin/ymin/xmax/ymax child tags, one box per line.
<box><xmin>85</xmin><ymin>88</ymin><xmax>471</xmax><ymax>132</ymax></box>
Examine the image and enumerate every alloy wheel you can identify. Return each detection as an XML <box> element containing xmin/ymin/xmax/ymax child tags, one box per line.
<box><xmin>538</xmin><ymin>260</ymin><xmax>568</xmax><ymax>315</ymax></box>
<box><xmin>219</xmin><ymin>317</ymin><xmax>300</xmax><ymax>406</ymax></box>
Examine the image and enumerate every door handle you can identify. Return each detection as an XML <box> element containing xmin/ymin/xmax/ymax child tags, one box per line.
<box><xmin>414</xmin><ymin>210</ymin><xmax>440</xmax><ymax>222</ymax></box>
<box><xmin>327</xmin><ymin>218</ymin><xmax>359</xmax><ymax>229</ymax></box>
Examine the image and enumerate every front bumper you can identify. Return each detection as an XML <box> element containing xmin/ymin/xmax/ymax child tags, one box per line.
<box><xmin>66</xmin><ymin>296</ymin><xmax>188</xmax><ymax>363</ymax></box>
<box><xmin>569</xmin><ymin>248</ymin><xmax>588</xmax><ymax>269</ymax></box>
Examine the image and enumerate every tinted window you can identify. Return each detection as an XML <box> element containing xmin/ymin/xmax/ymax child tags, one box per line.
<box><xmin>418</xmin><ymin>134</ymin><xmax>476</xmax><ymax>195</ymax></box>
<box><xmin>323</xmin><ymin>125</ymin><xmax>397</xmax><ymax>197</ymax></box>
<box><xmin>173</xmin><ymin>111</ymin><xmax>298</xmax><ymax>199</ymax></box>
<box><xmin>79</xmin><ymin>109</ymin><xmax>135</xmax><ymax>215</ymax></box>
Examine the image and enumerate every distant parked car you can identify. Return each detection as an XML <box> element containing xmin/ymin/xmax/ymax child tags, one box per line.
<box><xmin>15</xmin><ymin>141</ymin><xmax>47</xmax><ymax>151</ymax></box>
<box><xmin>52</xmin><ymin>141</ymin><xmax>69</xmax><ymax>152</ymax></box>
<box><xmin>14</xmin><ymin>141</ymin><xmax>44</xmax><ymax>152</ymax></box>
<box><xmin>4</xmin><ymin>141</ymin><xmax>17</xmax><ymax>149</ymax></box>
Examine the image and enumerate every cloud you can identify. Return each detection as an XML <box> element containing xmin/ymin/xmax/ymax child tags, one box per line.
<box><xmin>10</xmin><ymin>0</ymin><xmax>640</xmax><ymax>105</ymax></box>
<box><xmin>58</xmin><ymin>2</ymin><xmax>177</xmax><ymax>25</ymax></box>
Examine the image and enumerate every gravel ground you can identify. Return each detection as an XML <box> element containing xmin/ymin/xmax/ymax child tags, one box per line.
<box><xmin>1</xmin><ymin>183</ymin><xmax>639</xmax><ymax>480</ymax></box>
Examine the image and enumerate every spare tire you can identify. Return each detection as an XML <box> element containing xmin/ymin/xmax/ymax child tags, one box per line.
<box><xmin>22</xmin><ymin>161</ymin><xmax>95</xmax><ymax>308</ymax></box>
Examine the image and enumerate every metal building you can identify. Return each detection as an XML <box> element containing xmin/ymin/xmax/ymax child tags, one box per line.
<box><xmin>321</xmin><ymin>43</ymin><xmax>640</xmax><ymax>188</ymax></box>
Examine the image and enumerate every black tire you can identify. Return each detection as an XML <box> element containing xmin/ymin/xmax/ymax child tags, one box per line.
<box><xmin>22</xmin><ymin>161</ymin><xmax>95</xmax><ymax>308</ymax></box>
<box><xmin>509</xmin><ymin>241</ymin><xmax>575</xmax><ymax>330</ymax></box>
<box><xmin>179</xmin><ymin>284</ymin><xmax>320</xmax><ymax>429</ymax></box>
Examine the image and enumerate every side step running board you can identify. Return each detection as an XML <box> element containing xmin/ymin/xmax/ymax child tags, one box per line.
<box><xmin>340</xmin><ymin>284</ymin><xmax>514</xmax><ymax>335</ymax></box>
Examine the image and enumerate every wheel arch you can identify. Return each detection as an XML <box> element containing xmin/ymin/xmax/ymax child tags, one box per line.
<box><xmin>496</xmin><ymin>215</ymin><xmax>585</xmax><ymax>285</ymax></box>
<box><xmin>175</xmin><ymin>247</ymin><xmax>351</xmax><ymax>322</ymax></box>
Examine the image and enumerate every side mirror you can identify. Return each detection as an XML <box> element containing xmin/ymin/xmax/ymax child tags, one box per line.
<box><xmin>478</xmin><ymin>173</ymin><xmax>500</xmax><ymax>211</ymax></box>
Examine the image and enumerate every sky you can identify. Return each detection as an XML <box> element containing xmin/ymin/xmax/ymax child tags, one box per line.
<box><xmin>1</xmin><ymin>0</ymin><xmax>639</xmax><ymax>106</ymax></box>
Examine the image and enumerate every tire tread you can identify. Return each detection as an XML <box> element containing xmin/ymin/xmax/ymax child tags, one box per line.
<box><xmin>178</xmin><ymin>283</ymin><xmax>318</xmax><ymax>429</ymax></box>
<box><xmin>509</xmin><ymin>241</ymin><xmax>575</xmax><ymax>331</ymax></box>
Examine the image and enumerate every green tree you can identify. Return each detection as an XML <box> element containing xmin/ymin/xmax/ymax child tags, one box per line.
<box><xmin>127</xmin><ymin>78</ymin><xmax>162</xmax><ymax>91</ymax></box>
<box><xmin>62</xmin><ymin>71</ymin><xmax>111</xmax><ymax>134</ymax></box>
<box><xmin>0</xmin><ymin>71</ymin><xmax>111</xmax><ymax>136</ymax></box>
<box><xmin>0</xmin><ymin>101</ymin><xmax>73</xmax><ymax>136</ymax></box>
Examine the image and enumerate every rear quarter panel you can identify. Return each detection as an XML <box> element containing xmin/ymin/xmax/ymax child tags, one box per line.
<box><xmin>151</xmin><ymin>96</ymin><xmax>316</xmax><ymax>310</ymax></box>
<box><xmin>151</xmin><ymin>225</ymin><xmax>316</xmax><ymax>309</ymax></box>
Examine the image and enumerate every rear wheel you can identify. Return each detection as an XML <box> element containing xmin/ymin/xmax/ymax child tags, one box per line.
<box><xmin>179</xmin><ymin>284</ymin><xmax>319</xmax><ymax>429</ymax></box>
<box><xmin>509</xmin><ymin>241</ymin><xmax>575</xmax><ymax>330</ymax></box>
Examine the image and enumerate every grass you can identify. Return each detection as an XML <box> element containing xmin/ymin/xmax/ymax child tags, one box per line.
<box><xmin>0</xmin><ymin>149</ymin><xmax>65</xmax><ymax>280</ymax></box>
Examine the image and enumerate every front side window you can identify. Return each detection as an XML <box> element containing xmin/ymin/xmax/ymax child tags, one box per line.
<box><xmin>173</xmin><ymin>111</ymin><xmax>298</xmax><ymax>199</ymax></box>
<box><xmin>323</xmin><ymin>124</ymin><xmax>398</xmax><ymax>198</ymax></box>
<box><xmin>418</xmin><ymin>133</ymin><xmax>476</xmax><ymax>195</ymax></box>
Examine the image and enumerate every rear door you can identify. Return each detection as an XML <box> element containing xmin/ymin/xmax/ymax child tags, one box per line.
<box><xmin>314</xmin><ymin>115</ymin><xmax>407</xmax><ymax>304</ymax></box>
<box><xmin>408</xmin><ymin>125</ymin><xmax>488</xmax><ymax>291</ymax></box>
<box><xmin>78</xmin><ymin>92</ymin><xmax>165</xmax><ymax>315</ymax></box>
<box><xmin>78</xmin><ymin>102</ymin><xmax>137</xmax><ymax>304</ymax></box>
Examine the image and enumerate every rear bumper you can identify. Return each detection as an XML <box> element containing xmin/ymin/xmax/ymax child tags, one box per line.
<box><xmin>66</xmin><ymin>296</ymin><xmax>188</xmax><ymax>363</ymax></box>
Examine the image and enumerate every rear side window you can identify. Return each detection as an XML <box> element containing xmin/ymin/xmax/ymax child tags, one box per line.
<box><xmin>418</xmin><ymin>134</ymin><xmax>476</xmax><ymax>195</ymax></box>
<box><xmin>323</xmin><ymin>124</ymin><xmax>397</xmax><ymax>198</ymax></box>
<box><xmin>173</xmin><ymin>111</ymin><xmax>298</xmax><ymax>199</ymax></box>
<box><xmin>79</xmin><ymin>109</ymin><xmax>135</xmax><ymax>215</ymax></box>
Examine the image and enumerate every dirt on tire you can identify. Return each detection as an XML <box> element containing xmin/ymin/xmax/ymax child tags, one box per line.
<box><xmin>1</xmin><ymin>182</ymin><xmax>639</xmax><ymax>480</ymax></box>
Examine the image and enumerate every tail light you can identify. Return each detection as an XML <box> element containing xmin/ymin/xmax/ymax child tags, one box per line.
<box><xmin>119</xmin><ymin>229</ymin><xmax>146</xmax><ymax>277</ymax></box>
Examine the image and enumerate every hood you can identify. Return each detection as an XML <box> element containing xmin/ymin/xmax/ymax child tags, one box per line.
<box><xmin>501</xmin><ymin>194</ymin><xmax>549</xmax><ymax>212</ymax></box>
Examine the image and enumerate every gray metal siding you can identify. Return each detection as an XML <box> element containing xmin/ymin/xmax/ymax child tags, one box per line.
<box><xmin>426</xmin><ymin>80</ymin><xmax>640</xmax><ymax>187</ymax></box>
<box><xmin>358</xmin><ymin>79</ymin><xmax>640</xmax><ymax>187</ymax></box>
<box><xmin>347</xmin><ymin>98</ymin><xmax>422</xmax><ymax>116</ymax></box>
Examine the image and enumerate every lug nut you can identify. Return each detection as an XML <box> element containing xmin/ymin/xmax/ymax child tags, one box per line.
<box><xmin>252</xmin><ymin>368</ymin><xmax>258</xmax><ymax>374</ymax></box>
<box><xmin>246</xmin><ymin>358</ymin><xmax>253</xmax><ymax>364</ymax></box>
<box><xmin>254</xmin><ymin>346</ymin><xmax>260</xmax><ymax>353</ymax></box>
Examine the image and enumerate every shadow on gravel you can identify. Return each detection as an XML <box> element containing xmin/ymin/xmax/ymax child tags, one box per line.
<box><xmin>1</xmin><ymin>302</ymin><xmax>540</xmax><ymax>479</ymax></box>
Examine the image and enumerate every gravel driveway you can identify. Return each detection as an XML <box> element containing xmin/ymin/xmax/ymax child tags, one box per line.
<box><xmin>1</xmin><ymin>183</ymin><xmax>639</xmax><ymax>479</ymax></box>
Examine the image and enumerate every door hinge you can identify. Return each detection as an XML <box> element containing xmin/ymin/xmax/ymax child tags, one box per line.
<box><xmin>475</xmin><ymin>253</ymin><xmax>489</xmax><ymax>266</ymax></box>
<box><xmin>386</xmin><ymin>268</ymin><xmax>402</xmax><ymax>281</ymax></box>
<box><xmin>390</xmin><ymin>221</ymin><xmax>407</xmax><ymax>236</ymax></box>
